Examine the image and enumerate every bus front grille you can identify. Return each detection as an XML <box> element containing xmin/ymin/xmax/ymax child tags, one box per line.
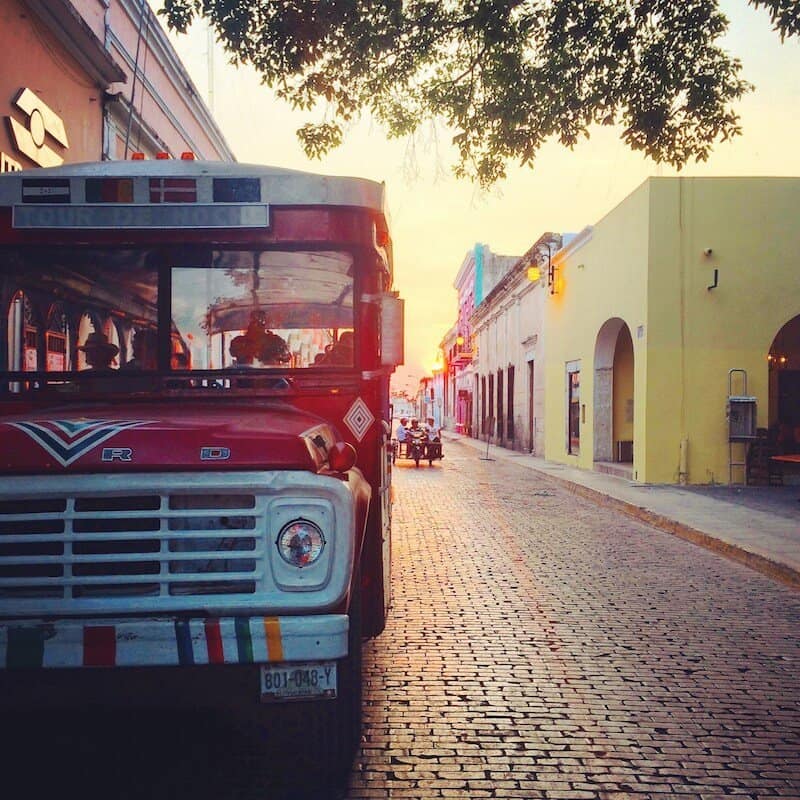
<box><xmin>0</xmin><ymin>493</ymin><xmax>263</xmax><ymax>600</ymax></box>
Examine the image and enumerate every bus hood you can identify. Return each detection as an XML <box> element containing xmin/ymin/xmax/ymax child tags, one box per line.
<box><xmin>0</xmin><ymin>401</ymin><xmax>340</xmax><ymax>474</ymax></box>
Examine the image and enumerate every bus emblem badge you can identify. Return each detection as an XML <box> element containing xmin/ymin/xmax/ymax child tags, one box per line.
<box><xmin>102</xmin><ymin>448</ymin><xmax>133</xmax><ymax>462</ymax></box>
<box><xmin>200</xmin><ymin>446</ymin><xmax>230</xmax><ymax>461</ymax></box>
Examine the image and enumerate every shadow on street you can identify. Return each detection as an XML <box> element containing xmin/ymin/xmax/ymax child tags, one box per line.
<box><xmin>3</xmin><ymin>710</ymin><xmax>349</xmax><ymax>800</ymax></box>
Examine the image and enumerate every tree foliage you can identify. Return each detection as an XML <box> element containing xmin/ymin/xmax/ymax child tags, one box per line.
<box><xmin>749</xmin><ymin>0</ymin><xmax>800</xmax><ymax>40</ymax></box>
<box><xmin>161</xmin><ymin>0</ymin><xmax>799</xmax><ymax>186</ymax></box>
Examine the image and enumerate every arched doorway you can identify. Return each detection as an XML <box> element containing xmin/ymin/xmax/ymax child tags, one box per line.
<box><xmin>45</xmin><ymin>302</ymin><xmax>71</xmax><ymax>372</ymax></box>
<box><xmin>6</xmin><ymin>290</ymin><xmax>46</xmax><ymax>395</ymax></box>
<box><xmin>768</xmin><ymin>314</ymin><xmax>800</xmax><ymax>452</ymax></box>
<box><xmin>7</xmin><ymin>290</ymin><xmax>38</xmax><ymax>373</ymax></box>
<box><xmin>594</xmin><ymin>318</ymin><xmax>635</xmax><ymax>465</ymax></box>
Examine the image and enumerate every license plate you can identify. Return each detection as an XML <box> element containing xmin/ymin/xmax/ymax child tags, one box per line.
<box><xmin>259</xmin><ymin>661</ymin><xmax>338</xmax><ymax>702</ymax></box>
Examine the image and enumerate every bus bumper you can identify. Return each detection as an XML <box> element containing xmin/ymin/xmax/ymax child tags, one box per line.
<box><xmin>0</xmin><ymin>614</ymin><xmax>348</xmax><ymax>669</ymax></box>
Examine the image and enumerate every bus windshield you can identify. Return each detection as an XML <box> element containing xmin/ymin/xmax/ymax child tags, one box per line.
<box><xmin>2</xmin><ymin>245</ymin><xmax>357</xmax><ymax>394</ymax></box>
<box><xmin>177</xmin><ymin>249</ymin><xmax>354</xmax><ymax>370</ymax></box>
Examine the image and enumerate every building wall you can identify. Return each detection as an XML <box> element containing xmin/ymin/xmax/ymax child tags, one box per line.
<box><xmin>99</xmin><ymin>0</ymin><xmax>232</xmax><ymax>160</ymax></box>
<box><xmin>518</xmin><ymin>280</ymin><xmax>546</xmax><ymax>455</ymax></box>
<box><xmin>1</xmin><ymin>0</ymin><xmax>233</xmax><ymax>172</ymax></box>
<box><xmin>450</xmin><ymin>245</ymin><xmax>518</xmax><ymax>438</ymax></box>
<box><xmin>439</xmin><ymin>324</ymin><xmax>456</xmax><ymax>430</ymax></box>
<box><xmin>544</xmin><ymin>182</ymin><xmax>651</xmax><ymax>475</ymax></box>
<box><xmin>544</xmin><ymin>177</ymin><xmax>800</xmax><ymax>485</ymax></box>
<box><xmin>473</xmin><ymin>261</ymin><xmax>547</xmax><ymax>453</ymax></box>
<box><xmin>451</xmin><ymin>250</ymin><xmax>475</xmax><ymax>435</ymax></box>
<box><xmin>647</xmin><ymin>177</ymin><xmax>800</xmax><ymax>484</ymax></box>
<box><xmin>0</xmin><ymin>0</ymin><xmax>107</xmax><ymax>169</ymax></box>
<box><xmin>481</xmin><ymin>248</ymin><xmax>519</xmax><ymax>300</ymax></box>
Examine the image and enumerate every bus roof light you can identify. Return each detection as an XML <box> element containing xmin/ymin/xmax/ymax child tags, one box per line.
<box><xmin>156</xmin><ymin>152</ymin><xmax>171</xmax><ymax>160</ymax></box>
<box><xmin>131</xmin><ymin>152</ymin><xmax>145</xmax><ymax>160</ymax></box>
<box><xmin>180</xmin><ymin>152</ymin><xmax>195</xmax><ymax>160</ymax></box>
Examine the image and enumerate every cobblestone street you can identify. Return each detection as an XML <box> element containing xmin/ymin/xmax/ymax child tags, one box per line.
<box><xmin>4</xmin><ymin>439</ymin><xmax>799</xmax><ymax>800</ymax></box>
<box><xmin>350</xmin><ymin>439</ymin><xmax>800</xmax><ymax>799</ymax></box>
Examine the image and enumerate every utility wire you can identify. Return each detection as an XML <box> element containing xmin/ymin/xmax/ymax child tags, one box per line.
<box><xmin>123</xmin><ymin>0</ymin><xmax>149</xmax><ymax>159</ymax></box>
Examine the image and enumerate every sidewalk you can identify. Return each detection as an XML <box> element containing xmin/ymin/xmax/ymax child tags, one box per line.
<box><xmin>441</xmin><ymin>431</ymin><xmax>800</xmax><ymax>590</ymax></box>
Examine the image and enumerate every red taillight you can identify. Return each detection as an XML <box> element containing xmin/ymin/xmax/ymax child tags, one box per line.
<box><xmin>328</xmin><ymin>441</ymin><xmax>357</xmax><ymax>472</ymax></box>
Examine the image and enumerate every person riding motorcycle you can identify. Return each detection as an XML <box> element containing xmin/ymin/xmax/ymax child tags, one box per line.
<box><xmin>407</xmin><ymin>419</ymin><xmax>427</xmax><ymax>464</ymax></box>
<box><xmin>394</xmin><ymin>418</ymin><xmax>409</xmax><ymax>459</ymax></box>
<box><xmin>423</xmin><ymin>417</ymin><xmax>442</xmax><ymax>459</ymax></box>
<box><xmin>424</xmin><ymin>417</ymin><xmax>440</xmax><ymax>441</ymax></box>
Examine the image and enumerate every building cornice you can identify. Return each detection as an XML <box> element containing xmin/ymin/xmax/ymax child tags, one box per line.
<box><xmin>25</xmin><ymin>0</ymin><xmax>127</xmax><ymax>87</ymax></box>
<box><xmin>439</xmin><ymin>324</ymin><xmax>458</xmax><ymax>351</ymax></box>
<box><xmin>553</xmin><ymin>226</ymin><xmax>593</xmax><ymax>263</ymax></box>
<box><xmin>454</xmin><ymin>248</ymin><xmax>476</xmax><ymax>290</ymax></box>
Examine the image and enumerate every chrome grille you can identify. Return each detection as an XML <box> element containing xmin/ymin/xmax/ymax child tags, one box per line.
<box><xmin>0</xmin><ymin>492</ymin><xmax>264</xmax><ymax>600</ymax></box>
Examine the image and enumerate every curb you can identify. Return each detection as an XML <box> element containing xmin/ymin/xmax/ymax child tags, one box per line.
<box><xmin>554</xmin><ymin>476</ymin><xmax>800</xmax><ymax>591</ymax></box>
<box><xmin>442</xmin><ymin>432</ymin><xmax>800</xmax><ymax>591</ymax></box>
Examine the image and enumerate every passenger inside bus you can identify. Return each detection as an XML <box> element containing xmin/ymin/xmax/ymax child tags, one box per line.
<box><xmin>314</xmin><ymin>330</ymin><xmax>354</xmax><ymax>366</ymax></box>
<box><xmin>123</xmin><ymin>329</ymin><xmax>158</xmax><ymax>371</ymax></box>
<box><xmin>326</xmin><ymin>331</ymin><xmax>354</xmax><ymax>365</ymax></box>
<box><xmin>79</xmin><ymin>332</ymin><xmax>118</xmax><ymax>370</ymax></box>
<box><xmin>228</xmin><ymin>318</ymin><xmax>290</xmax><ymax>367</ymax></box>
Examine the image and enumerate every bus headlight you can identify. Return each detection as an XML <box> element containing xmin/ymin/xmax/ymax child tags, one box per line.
<box><xmin>276</xmin><ymin>519</ymin><xmax>326</xmax><ymax>568</ymax></box>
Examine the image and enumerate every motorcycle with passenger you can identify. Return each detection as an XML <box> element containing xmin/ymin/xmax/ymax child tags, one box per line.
<box><xmin>407</xmin><ymin>426</ymin><xmax>428</xmax><ymax>467</ymax></box>
<box><xmin>392</xmin><ymin>419</ymin><xmax>444</xmax><ymax>467</ymax></box>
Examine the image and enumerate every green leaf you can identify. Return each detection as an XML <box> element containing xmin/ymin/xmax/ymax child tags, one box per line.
<box><xmin>155</xmin><ymin>0</ymin><xmax>787</xmax><ymax>186</ymax></box>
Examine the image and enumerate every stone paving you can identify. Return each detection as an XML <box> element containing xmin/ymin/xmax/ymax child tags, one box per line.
<box><xmin>348</xmin><ymin>440</ymin><xmax>800</xmax><ymax>799</ymax></box>
<box><xmin>3</xmin><ymin>439</ymin><xmax>798</xmax><ymax>800</ymax></box>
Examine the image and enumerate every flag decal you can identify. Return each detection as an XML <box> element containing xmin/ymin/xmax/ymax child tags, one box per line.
<box><xmin>149</xmin><ymin>177</ymin><xmax>197</xmax><ymax>203</ymax></box>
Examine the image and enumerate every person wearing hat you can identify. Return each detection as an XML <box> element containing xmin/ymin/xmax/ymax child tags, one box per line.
<box><xmin>79</xmin><ymin>331</ymin><xmax>119</xmax><ymax>370</ymax></box>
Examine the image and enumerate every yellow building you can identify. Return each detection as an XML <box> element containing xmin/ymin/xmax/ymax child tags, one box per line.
<box><xmin>544</xmin><ymin>177</ymin><xmax>800</xmax><ymax>485</ymax></box>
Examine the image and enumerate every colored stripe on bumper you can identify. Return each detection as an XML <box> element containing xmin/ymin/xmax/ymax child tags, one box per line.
<box><xmin>1</xmin><ymin>615</ymin><xmax>348</xmax><ymax>669</ymax></box>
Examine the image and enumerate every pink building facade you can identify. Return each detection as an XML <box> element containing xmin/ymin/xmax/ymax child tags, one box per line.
<box><xmin>441</xmin><ymin>244</ymin><xmax>519</xmax><ymax>437</ymax></box>
<box><xmin>1</xmin><ymin>0</ymin><xmax>233</xmax><ymax>173</ymax></box>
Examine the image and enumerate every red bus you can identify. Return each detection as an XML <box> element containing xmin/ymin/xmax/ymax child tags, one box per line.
<box><xmin>0</xmin><ymin>158</ymin><xmax>403</xmax><ymax>777</ymax></box>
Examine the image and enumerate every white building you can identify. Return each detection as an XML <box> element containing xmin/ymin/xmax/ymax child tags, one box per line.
<box><xmin>443</xmin><ymin>244</ymin><xmax>518</xmax><ymax>438</ymax></box>
<box><xmin>471</xmin><ymin>233</ymin><xmax>561</xmax><ymax>454</ymax></box>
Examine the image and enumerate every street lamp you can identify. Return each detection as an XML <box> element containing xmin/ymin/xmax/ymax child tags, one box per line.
<box><xmin>533</xmin><ymin>236</ymin><xmax>560</xmax><ymax>295</ymax></box>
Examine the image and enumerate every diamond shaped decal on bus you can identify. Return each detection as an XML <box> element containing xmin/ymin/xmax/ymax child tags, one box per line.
<box><xmin>343</xmin><ymin>398</ymin><xmax>374</xmax><ymax>442</ymax></box>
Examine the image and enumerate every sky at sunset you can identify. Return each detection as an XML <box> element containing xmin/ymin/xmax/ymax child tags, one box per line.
<box><xmin>159</xmin><ymin>1</ymin><xmax>800</xmax><ymax>393</ymax></box>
